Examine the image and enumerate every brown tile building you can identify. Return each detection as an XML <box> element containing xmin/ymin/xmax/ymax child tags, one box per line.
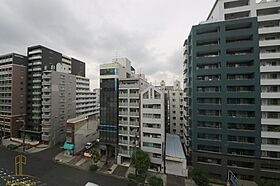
<box><xmin>0</xmin><ymin>53</ymin><xmax>27</xmax><ymax>138</ymax></box>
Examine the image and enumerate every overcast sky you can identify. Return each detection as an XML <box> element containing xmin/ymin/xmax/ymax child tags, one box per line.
<box><xmin>0</xmin><ymin>0</ymin><xmax>215</xmax><ymax>88</ymax></box>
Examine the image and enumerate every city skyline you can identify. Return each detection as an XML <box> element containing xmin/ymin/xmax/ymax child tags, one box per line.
<box><xmin>0</xmin><ymin>0</ymin><xmax>215</xmax><ymax>88</ymax></box>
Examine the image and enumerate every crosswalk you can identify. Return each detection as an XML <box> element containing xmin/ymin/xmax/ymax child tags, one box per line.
<box><xmin>0</xmin><ymin>167</ymin><xmax>47</xmax><ymax>186</ymax></box>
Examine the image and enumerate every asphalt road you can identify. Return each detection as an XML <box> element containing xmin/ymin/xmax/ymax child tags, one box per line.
<box><xmin>0</xmin><ymin>146</ymin><xmax>131</xmax><ymax>186</ymax></box>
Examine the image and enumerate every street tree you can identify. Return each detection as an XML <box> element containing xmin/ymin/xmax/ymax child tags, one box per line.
<box><xmin>192</xmin><ymin>168</ymin><xmax>209</xmax><ymax>186</ymax></box>
<box><xmin>131</xmin><ymin>149</ymin><xmax>150</xmax><ymax>176</ymax></box>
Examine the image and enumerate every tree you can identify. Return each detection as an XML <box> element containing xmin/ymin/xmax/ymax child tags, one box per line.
<box><xmin>90</xmin><ymin>149</ymin><xmax>100</xmax><ymax>164</ymax></box>
<box><xmin>148</xmin><ymin>176</ymin><xmax>163</xmax><ymax>186</ymax></box>
<box><xmin>131</xmin><ymin>149</ymin><xmax>150</xmax><ymax>176</ymax></box>
<box><xmin>261</xmin><ymin>179</ymin><xmax>280</xmax><ymax>186</ymax></box>
<box><xmin>191</xmin><ymin>168</ymin><xmax>209</xmax><ymax>186</ymax></box>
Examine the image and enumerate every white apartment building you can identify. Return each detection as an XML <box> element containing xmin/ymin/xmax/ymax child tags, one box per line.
<box><xmin>117</xmin><ymin>75</ymin><xmax>149</xmax><ymax>165</ymax></box>
<box><xmin>41</xmin><ymin>71</ymin><xmax>76</xmax><ymax>145</ymax></box>
<box><xmin>204</xmin><ymin>0</ymin><xmax>280</xmax><ymax>163</ymax></box>
<box><xmin>92</xmin><ymin>88</ymin><xmax>100</xmax><ymax>116</ymax></box>
<box><xmin>159</xmin><ymin>80</ymin><xmax>185</xmax><ymax>142</ymax></box>
<box><xmin>140</xmin><ymin>85</ymin><xmax>165</xmax><ymax>172</ymax></box>
<box><xmin>76</xmin><ymin>76</ymin><xmax>94</xmax><ymax>116</ymax></box>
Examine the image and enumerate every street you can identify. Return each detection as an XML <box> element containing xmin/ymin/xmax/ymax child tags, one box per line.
<box><xmin>0</xmin><ymin>146</ymin><xmax>131</xmax><ymax>186</ymax></box>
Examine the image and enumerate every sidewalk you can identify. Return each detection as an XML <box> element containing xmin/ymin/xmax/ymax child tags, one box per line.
<box><xmin>3</xmin><ymin>138</ymin><xmax>49</xmax><ymax>154</ymax></box>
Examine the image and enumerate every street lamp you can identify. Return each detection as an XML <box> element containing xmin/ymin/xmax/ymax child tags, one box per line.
<box><xmin>16</xmin><ymin>119</ymin><xmax>26</xmax><ymax>152</ymax></box>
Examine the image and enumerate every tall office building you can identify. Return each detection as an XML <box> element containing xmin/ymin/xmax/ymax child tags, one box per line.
<box><xmin>27</xmin><ymin>45</ymin><xmax>85</xmax><ymax>138</ymax></box>
<box><xmin>117</xmin><ymin>74</ymin><xmax>149</xmax><ymax>165</ymax></box>
<box><xmin>0</xmin><ymin>53</ymin><xmax>27</xmax><ymax>138</ymax></box>
<box><xmin>99</xmin><ymin>58</ymin><xmax>135</xmax><ymax>158</ymax></box>
<box><xmin>140</xmin><ymin>85</ymin><xmax>165</xmax><ymax>172</ymax></box>
<box><xmin>159</xmin><ymin>80</ymin><xmax>185</xmax><ymax>142</ymax></box>
<box><xmin>41</xmin><ymin>71</ymin><xmax>76</xmax><ymax>145</ymax></box>
<box><xmin>184</xmin><ymin>0</ymin><xmax>280</xmax><ymax>183</ymax></box>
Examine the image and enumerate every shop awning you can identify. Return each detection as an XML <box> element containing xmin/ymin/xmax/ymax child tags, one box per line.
<box><xmin>63</xmin><ymin>142</ymin><xmax>75</xmax><ymax>150</ymax></box>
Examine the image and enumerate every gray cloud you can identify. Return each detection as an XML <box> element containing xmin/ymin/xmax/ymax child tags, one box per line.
<box><xmin>0</xmin><ymin>0</ymin><xmax>215</xmax><ymax>88</ymax></box>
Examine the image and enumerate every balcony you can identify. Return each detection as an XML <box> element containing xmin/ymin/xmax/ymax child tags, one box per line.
<box><xmin>42</xmin><ymin>81</ymin><xmax>51</xmax><ymax>86</ymax></box>
<box><xmin>260</xmin><ymin>52</ymin><xmax>280</xmax><ymax>60</ymax></box>
<box><xmin>42</xmin><ymin>114</ymin><xmax>51</xmax><ymax>119</ymax></box>
<box><xmin>119</xmin><ymin>130</ymin><xmax>128</xmax><ymax>135</ymax></box>
<box><xmin>119</xmin><ymin>111</ymin><xmax>128</xmax><ymax>116</ymax></box>
<box><xmin>119</xmin><ymin>102</ymin><xmax>128</xmax><ymax>107</ymax></box>
<box><xmin>118</xmin><ymin>149</ymin><xmax>133</xmax><ymax>157</ymax></box>
<box><xmin>119</xmin><ymin>93</ymin><xmax>128</xmax><ymax>98</ymax></box>
<box><xmin>262</xmin><ymin>105</ymin><xmax>280</xmax><ymax>112</ymax></box>
<box><xmin>262</xmin><ymin>131</ymin><xmax>280</xmax><ymax>139</ymax></box>
<box><xmin>28</xmin><ymin>49</ymin><xmax>42</xmax><ymax>55</ymax></box>
<box><xmin>119</xmin><ymin>83</ymin><xmax>138</xmax><ymax>89</ymax></box>
<box><xmin>28</xmin><ymin>55</ymin><xmax>42</xmax><ymax>60</ymax></box>
<box><xmin>130</xmin><ymin>121</ymin><xmax>139</xmax><ymax>126</ymax></box>
<box><xmin>261</xmin><ymin>144</ymin><xmax>280</xmax><ymax>153</ymax></box>
<box><xmin>260</xmin><ymin>65</ymin><xmax>280</xmax><ymax>72</ymax></box>
<box><xmin>259</xmin><ymin>39</ymin><xmax>280</xmax><ymax>47</ymax></box>
<box><xmin>261</xmin><ymin>79</ymin><xmax>280</xmax><ymax>85</ymax></box>
<box><xmin>261</xmin><ymin>92</ymin><xmax>280</xmax><ymax>98</ymax></box>
<box><xmin>129</xmin><ymin>93</ymin><xmax>139</xmax><ymax>98</ymax></box>
<box><xmin>119</xmin><ymin>121</ymin><xmax>128</xmax><ymax>125</ymax></box>
<box><xmin>130</xmin><ymin>112</ymin><xmax>139</xmax><ymax>117</ymax></box>
<box><xmin>119</xmin><ymin>140</ymin><xmax>128</xmax><ymax>145</ymax></box>
<box><xmin>41</xmin><ymin>134</ymin><xmax>50</xmax><ymax>141</ymax></box>
<box><xmin>259</xmin><ymin>26</ymin><xmax>280</xmax><ymax>35</ymax></box>
<box><xmin>129</xmin><ymin>102</ymin><xmax>139</xmax><ymax>107</ymax></box>
<box><xmin>42</xmin><ymin>108</ymin><xmax>51</xmax><ymax>113</ymax></box>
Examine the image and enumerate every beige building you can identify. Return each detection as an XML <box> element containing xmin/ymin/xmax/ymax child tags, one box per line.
<box><xmin>65</xmin><ymin>115</ymin><xmax>99</xmax><ymax>154</ymax></box>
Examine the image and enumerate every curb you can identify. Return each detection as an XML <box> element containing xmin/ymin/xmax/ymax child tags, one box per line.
<box><xmin>52</xmin><ymin>158</ymin><xmax>128</xmax><ymax>181</ymax></box>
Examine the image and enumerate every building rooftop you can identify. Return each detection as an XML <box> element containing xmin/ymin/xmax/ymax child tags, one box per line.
<box><xmin>166</xmin><ymin>133</ymin><xmax>185</xmax><ymax>159</ymax></box>
<box><xmin>67</xmin><ymin>115</ymin><xmax>89</xmax><ymax>124</ymax></box>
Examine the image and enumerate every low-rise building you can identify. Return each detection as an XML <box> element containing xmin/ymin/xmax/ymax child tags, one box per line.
<box><xmin>165</xmin><ymin>133</ymin><xmax>188</xmax><ymax>177</ymax></box>
<box><xmin>65</xmin><ymin>115</ymin><xmax>99</xmax><ymax>155</ymax></box>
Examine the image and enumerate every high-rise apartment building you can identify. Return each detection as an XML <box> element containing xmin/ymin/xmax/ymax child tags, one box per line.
<box><xmin>92</xmin><ymin>88</ymin><xmax>100</xmax><ymax>116</ymax></box>
<box><xmin>184</xmin><ymin>0</ymin><xmax>280</xmax><ymax>183</ymax></box>
<box><xmin>76</xmin><ymin>76</ymin><xmax>94</xmax><ymax>116</ymax></box>
<box><xmin>159</xmin><ymin>80</ymin><xmax>185</xmax><ymax>142</ymax></box>
<box><xmin>99</xmin><ymin>58</ymin><xmax>135</xmax><ymax>157</ymax></box>
<box><xmin>0</xmin><ymin>53</ymin><xmax>27</xmax><ymax>138</ymax></box>
<box><xmin>41</xmin><ymin>71</ymin><xmax>76</xmax><ymax>145</ymax></box>
<box><xmin>27</xmin><ymin>45</ymin><xmax>85</xmax><ymax>138</ymax></box>
<box><xmin>117</xmin><ymin>75</ymin><xmax>149</xmax><ymax>165</ymax></box>
<box><xmin>140</xmin><ymin>85</ymin><xmax>165</xmax><ymax>172</ymax></box>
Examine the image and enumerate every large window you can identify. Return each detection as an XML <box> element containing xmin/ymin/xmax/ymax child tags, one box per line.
<box><xmin>100</xmin><ymin>68</ymin><xmax>117</xmax><ymax>75</ymax></box>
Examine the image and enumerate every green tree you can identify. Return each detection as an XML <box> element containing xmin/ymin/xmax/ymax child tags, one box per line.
<box><xmin>90</xmin><ymin>149</ymin><xmax>100</xmax><ymax>164</ymax></box>
<box><xmin>131</xmin><ymin>149</ymin><xmax>150</xmax><ymax>176</ymax></box>
<box><xmin>261</xmin><ymin>179</ymin><xmax>280</xmax><ymax>186</ymax></box>
<box><xmin>191</xmin><ymin>168</ymin><xmax>209</xmax><ymax>186</ymax></box>
<box><xmin>148</xmin><ymin>176</ymin><xmax>163</xmax><ymax>186</ymax></box>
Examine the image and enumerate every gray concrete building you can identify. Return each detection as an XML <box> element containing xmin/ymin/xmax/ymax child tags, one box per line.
<box><xmin>76</xmin><ymin>76</ymin><xmax>94</xmax><ymax>116</ymax></box>
<box><xmin>159</xmin><ymin>80</ymin><xmax>185</xmax><ymax>142</ymax></box>
<box><xmin>41</xmin><ymin>71</ymin><xmax>76</xmax><ymax>145</ymax></box>
<box><xmin>27</xmin><ymin>45</ymin><xmax>85</xmax><ymax>138</ymax></box>
<box><xmin>92</xmin><ymin>88</ymin><xmax>100</xmax><ymax>117</ymax></box>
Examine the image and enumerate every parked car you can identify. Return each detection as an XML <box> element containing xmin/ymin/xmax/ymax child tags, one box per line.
<box><xmin>85</xmin><ymin>182</ymin><xmax>99</xmax><ymax>186</ymax></box>
<box><xmin>85</xmin><ymin>142</ymin><xmax>93</xmax><ymax>150</ymax></box>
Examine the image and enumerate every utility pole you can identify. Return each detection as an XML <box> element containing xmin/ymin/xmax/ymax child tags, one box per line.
<box><xmin>16</xmin><ymin>119</ymin><xmax>26</xmax><ymax>152</ymax></box>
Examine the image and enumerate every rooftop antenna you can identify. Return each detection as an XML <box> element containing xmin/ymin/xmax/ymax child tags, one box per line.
<box><xmin>114</xmin><ymin>50</ymin><xmax>121</xmax><ymax>63</ymax></box>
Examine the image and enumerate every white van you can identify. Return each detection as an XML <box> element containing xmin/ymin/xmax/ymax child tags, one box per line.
<box><xmin>84</xmin><ymin>182</ymin><xmax>99</xmax><ymax>186</ymax></box>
